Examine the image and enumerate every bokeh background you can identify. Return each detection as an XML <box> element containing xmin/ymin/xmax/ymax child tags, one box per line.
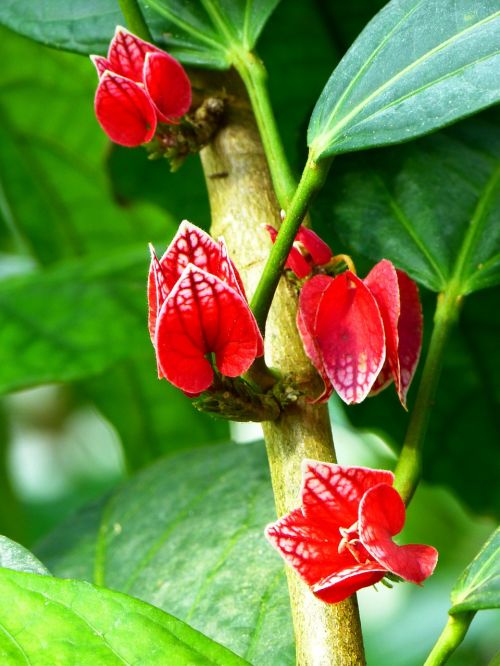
<box><xmin>0</xmin><ymin>1</ymin><xmax>498</xmax><ymax>664</ymax></box>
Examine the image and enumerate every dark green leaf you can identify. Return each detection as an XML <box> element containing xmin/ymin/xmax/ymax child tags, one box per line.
<box><xmin>0</xmin><ymin>567</ymin><xmax>248</xmax><ymax>664</ymax></box>
<box><xmin>450</xmin><ymin>528</ymin><xmax>500</xmax><ymax>613</ymax></box>
<box><xmin>0</xmin><ymin>536</ymin><xmax>50</xmax><ymax>575</ymax></box>
<box><xmin>37</xmin><ymin>443</ymin><xmax>294</xmax><ymax>665</ymax></box>
<box><xmin>330</xmin><ymin>114</ymin><xmax>500</xmax><ymax>294</ymax></box>
<box><xmin>0</xmin><ymin>0</ymin><xmax>280</xmax><ymax>67</ymax></box>
<box><xmin>308</xmin><ymin>0</ymin><xmax>500</xmax><ymax>160</ymax></box>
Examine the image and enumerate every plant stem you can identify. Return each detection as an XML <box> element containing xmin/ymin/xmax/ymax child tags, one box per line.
<box><xmin>118</xmin><ymin>0</ymin><xmax>153</xmax><ymax>42</ymax></box>
<box><xmin>250</xmin><ymin>153</ymin><xmax>332</xmax><ymax>332</ymax></box>
<box><xmin>197</xmin><ymin>75</ymin><xmax>365</xmax><ymax>663</ymax></box>
<box><xmin>234</xmin><ymin>50</ymin><xmax>297</xmax><ymax>209</ymax></box>
<box><xmin>423</xmin><ymin>612</ymin><xmax>475</xmax><ymax>666</ymax></box>
<box><xmin>394</xmin><ymin>288</ymin><xmax>462</xmax><ymax>504</ymax></box>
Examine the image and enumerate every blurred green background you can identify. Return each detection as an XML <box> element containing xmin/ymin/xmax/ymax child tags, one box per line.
<box><xmin>0</xmin><ymin>1</ymin><xmax>498</xmax><ymax>664</ymax></box>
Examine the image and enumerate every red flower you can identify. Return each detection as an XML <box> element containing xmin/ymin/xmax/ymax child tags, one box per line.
<box><xmin>148</xmin><ymin>221</ymin><xmax>264</xmax><ymax>394</ymax></box>
<box><xmin>90</xmin><ymin>27</ymin><xmax>191</xmax><ymax>146</ymax></box>
<box><xmin>298</xmin><ymin>260</ymin><xmax>422</xmax><ymax>405</ymax></box>
<box><xmin>266</xmin><ymin>460</ymin><xmax>438</xmax><ymax>604</ymax></box>
<box><xmin>266</xmin><ymin>225</ymin><xmax>332</xmax><ymax>278</ymax></box>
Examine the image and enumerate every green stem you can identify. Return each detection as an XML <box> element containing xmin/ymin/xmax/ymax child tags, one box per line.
<box><xmin>394</xmin><ymin>288</ymin><xmax>462</xmax><ymax>504</ymax></box>
<box><xmin>118</xmin><ymin>0</ymin><xmax>153</xmax><ymax>41</ymax></box>
<box><xmin>424</xmin><ymin>612</ymin><xmax>475</xmax><ymax>666</ymax></box>
<box><xmin>234</xmin><ymin>50</ymin><xmax>297</xmax><ymax>209</ymax></box>
<box><xmin>250</xmin><ymin>153</ymin><xmax>333</xmax><ymax>332</ymax></box>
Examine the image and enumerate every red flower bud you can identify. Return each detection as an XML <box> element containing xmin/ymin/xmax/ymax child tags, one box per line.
<box><xmin>297</xmin><ymin>260</ymin><xmax>422</xmax><ymax>405</ymax></box>
<box><xmin>266</xmin><ymin>460</ymin><xmax>438</xmax><ymax>604</ymax></box>
<box><xmin>91</xmin><ymin>27</ymin><xmax>191</xmax><ymax>146</ymax></box>
<box><xmin>148</xmin><ymin>222</ymin><xmax>263</xmax><ymax>394</ymax></box>
<box><xmin>265</xmin><ymin>225</ymin><xmax>332</xmax><ymax>279</ymax></box>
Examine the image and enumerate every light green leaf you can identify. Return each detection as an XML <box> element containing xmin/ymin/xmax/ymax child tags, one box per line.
<box><xmin>0</xmin><ymin>567</ymin><xmax>248</xmax><ymax>665</ymax></box>
<box><xmin>37</xmin><ymin>443</ymin><xmax>294</xmax><ymax>665</ymax></box>
<box><xmin>0</xmin><ymin>536</ymin><xmax>50</xmax><ymax>576</ymax></box>
<box><xmin>330</xmin><ymin>114</ymin><xmax>500</xmax><ymax>294</ymax></box>
<box><xmin>308</xmin><ymin>0</ymin><xmax>500</xmax><ymax>160</ymax></box>
<box><xmin>450</xmin><ymin>528</ymin><xmax>500</xmax><ymax>614</ymax></box>
<box><xmin>0</xmin><ymin>27</ymin><xmax>172</xmax><ymax>265</ymax></box>
<box><xmin>0</xmin><ymin>247</ymin><xmax>149</xmax><ymax>394</ymax></box>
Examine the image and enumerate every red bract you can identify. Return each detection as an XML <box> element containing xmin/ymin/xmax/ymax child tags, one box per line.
<box><xmin>298</xmin><ymin>260</ymin><xmax>422</xmax><ymax>405</ymax></box>
<box><xmin>148</xmin><ymin>221</ymin><xmax>263</xmax><ymax>394</ymax></box>
<box><xmin>91</xmin><ymin>27</ymin><xmax>191</xmax><ymax>146</ymax></box>
<box><xmin>266</xmin><ymin>225</ymin><xmax>332</xmax><ymax>278</ymax></box>
<box><xmin>266</xmin><ymin>461</ymin><xmax>438</xmax><ymax>604</ymax></box>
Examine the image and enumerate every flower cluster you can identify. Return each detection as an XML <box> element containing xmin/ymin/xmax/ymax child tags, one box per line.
<box><xmin>91</xmin><ymin>27</ymin><xmax>191</xmax><ymax>146</ymax></box>
<box><xmin>148</xmin><ymin>222</ymin><xmax>263</xmax><ymax>395</ymax></box>
<box><xmin>298</xmin><ymin>259</ymin><xmax>422</xmax><ymax>406</ymax></box>
<box><xmin>266</xmin><ymin>460</ymin><xmax>438</xmax><ymax>603</ymax></box>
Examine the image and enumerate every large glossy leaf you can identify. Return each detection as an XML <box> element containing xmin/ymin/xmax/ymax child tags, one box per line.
<box><xmin>0</xmin><ymin>0</ymin><xmax>280</xmax><ymax>67</ymax></box>
<box><xmin>37</xmin><ymin>443</ymin><xmax>295</xmax><ymax>665</ymax></box>
<box><xmin>0</xmin><ymin>536</ymin><xmax>50</xmax><ymax>575</ymax></box>
<box><xmin>450</xmin><ymin>528</ymin><xmax>500</xmax><ymax>614</ymax></box>
<box><xmin>330</xmin><ymin>114</ymin><xmax>500</xmax><ymax>294</ymax></box>
<box><xmin>0</xmin><ymin>567</ymin><xmax>248</xmax><ymax>665</ymax></box>
<box><xmin>308</xmin><ymin>0</ymin><xmax>500</xmax><ymax>160</ymax></box>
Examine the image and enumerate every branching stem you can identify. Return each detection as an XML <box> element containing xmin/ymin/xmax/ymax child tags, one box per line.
<box><xmin>250</xmin><ymin>153</ymin><xmax>332</xmax><ymax>332</ymax></box>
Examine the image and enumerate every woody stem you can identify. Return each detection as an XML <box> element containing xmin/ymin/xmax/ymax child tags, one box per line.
<box><xmin>118</xmin><ymin>0</ymin><xmax>153</xmax><ymax>41</ymax></box>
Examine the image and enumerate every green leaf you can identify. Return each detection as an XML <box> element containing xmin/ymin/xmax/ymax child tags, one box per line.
<box><xmin>0</xmin><ymin>27</ymin><xmax>172</xmax><ymax>265</ymax></box>
<box><xmin>308</xmin><ymin>0</ymin><xmax>500</xmax><ymax>160</ymax></box>
<box><xmin>0</xmin><ymin>0</ymin><xmax>279</xmax><ymax>66</ymax></box>
<box><xmin>0</xmin><ymin>248</ymin><xmax>149</xmax><ymax>394</ymax></box>
<box><xmin>329</xmin><ymin>114</ymin><xmax>500</xmax><ymax>294</ymax></box>
<box><xmin>0</xmin><ymin>536</ymin><xmax>50</xmax><ymax>576</ymax></box>
<box><xmin>0</xmin><ymin>567</ymin><xmax>248</xmax><ymax>665</ymax></box>
<box><xmin>36</xmin><ymin>443</ymin><xmax>294</xmax><ymax>665</ymax></box>
<box><xmin>450</xmin><ymin>528</ymin><xmax>500</xmax><ymax>614</ymax></box>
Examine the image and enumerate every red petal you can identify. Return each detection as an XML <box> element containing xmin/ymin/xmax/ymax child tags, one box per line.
<box><xmin>364</xmin><ymin>259</ymin><xmax>401</xmax><ymax>397</ymax></box>
<box><xmin>108</xmin><ymin>26</ymin><xmax>158</xmax><ymax>81</ymax></box>
<box><xmin>301</xmin><ymin>460</ymin><xmax>395</xmax><ymax>527</ymax></box>
<box><xmin>314</xmin><ymin>272</ymin><xmax>386</xmax><ymax>404</ymax></box>
<box><xmin>94</xmin><ymin>72</ymin><xmax>156</xmax><ymax>146</ymax></box>
<box><xmin>297</xmin><ymin>275</ymin><xmax>333</xmax><ymax>401</ymax></box>
<box><xmin>144</xmin><ymin>52</ymin><xmax>192</xmax><ymax>121</ymax></box>
<box><xmin>396</xmin><ymin>270</ymin><xmax>423</xmax><ymax>406</ymax></box>
<box><xmin>359</xmin><ymin>484</ymin><xmax>438</xmax><ymax>584</ymax></box>
<box><xmin>312</xmin><ymin>563</ymin><xmax>386</xmax><ymax>603</ymax></box>
<box><xmin>158</xmin><ymin>221</ymin><xmax>223</xmax><ymax>290</ymax></box>
<box><xmin>90</xmin><ymin>54</ymin><xmax>112</xmax><ymax>78</ymax></box>
<box><xmin>369</xmin><ymin>360</ymin><xmax>394</xmax><ymax>396</ymax></box>
<box><xmin>265</xmin><ymin>508</ymin><xmax>352</xmax><ymax>586</ymax></box>
<box><xmin>155</xmin><ymin>266</ymin><xmax>261</xmax><ymax>392</ymax></box>
<box><xmin>295</xmin><ymin>227</ymin><xmax>332</xmax><ymax>266</ymax></box>
<box><xmin>147</xmin><ymin>245</ymin><xmax>169</xmax><ymax>342</ymax></box>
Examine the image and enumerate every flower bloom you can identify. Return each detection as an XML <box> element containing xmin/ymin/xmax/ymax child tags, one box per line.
<box><xmin>148</xmin><ymin>221</ymin><xmax>264</xmax><ymax>394</ymax></box>
<box><xmin>266</xmin><ymin>225</ymin><xmax>332</xmax><ymax>279</ymax></box>
<box><xmin>298</xmin><ymin>260</ymin><xmax>422</xmax><ymax>405</ymax></box>
<box><xmin>266</xmin><ymin>460</ymin><xmax>438</xmax><ymax>604</ymax></box>
<box><xmin>90</xmin><ymin>27</ymin><xmax>191</xmax><ymax>146</ymax></box>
